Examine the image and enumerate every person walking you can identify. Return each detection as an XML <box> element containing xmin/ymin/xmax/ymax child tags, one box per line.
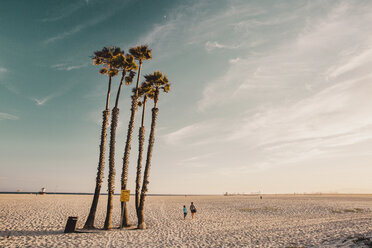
<box><xmin>190</xmin><ymin>202</ymin><xmax>197</xmax><ymax>219</ymax></box>
<box><xmin>183</xmin><ymin>205</ymin><xmax>187</xmax><ymax>220</ymax></box>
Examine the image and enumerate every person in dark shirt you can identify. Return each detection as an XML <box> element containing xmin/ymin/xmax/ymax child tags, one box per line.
<box><xmin>190</xmin><ymin>202</ymin><xmax>197</xmax><ymax>219</ymax></box>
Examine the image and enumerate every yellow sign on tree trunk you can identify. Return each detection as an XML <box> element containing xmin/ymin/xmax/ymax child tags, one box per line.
<box><xmin>120</xmin><ymin>190</ymin><xmax>130</xmax><ymax>202</ymax></box>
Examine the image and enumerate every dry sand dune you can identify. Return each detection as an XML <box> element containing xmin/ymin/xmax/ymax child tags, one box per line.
<box><xmin>1</xmin><ymin>194</ymin><xmax>372</xmax><ymax>247</ymax></box>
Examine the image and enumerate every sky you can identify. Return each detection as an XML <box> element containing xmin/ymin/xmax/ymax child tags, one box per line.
<box><xmin>1</xmin><ymin>0</ymin><xmax>372</xmax><ymax>194</ymax></box>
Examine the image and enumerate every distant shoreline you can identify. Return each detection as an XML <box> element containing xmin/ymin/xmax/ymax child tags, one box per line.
<box><xmin>1</xmin><ymin>192</ymin><xmax>371</xmax><ymax>196</ymax></box>
<box><xmin>0</xmin><ymin>192</ymin><xmax>219</xmax><ymax>196</ymax></box>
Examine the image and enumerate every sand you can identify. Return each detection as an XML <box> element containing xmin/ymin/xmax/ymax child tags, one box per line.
<box><xmin>1</xmin><ymin>194</ymin><xmax>372</xmax><ymax>247</ymax></box>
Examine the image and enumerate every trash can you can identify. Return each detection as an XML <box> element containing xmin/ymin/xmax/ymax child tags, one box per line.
<box><xmin>64</xmin><ymin>216</ymin><xmax>78</xmax><ymax>233</ymax></box>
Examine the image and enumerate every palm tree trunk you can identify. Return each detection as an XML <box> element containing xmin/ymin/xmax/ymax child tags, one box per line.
<box><xmin>104</xmin><ymin>73</ymin><xmax>124</xmax><ymax>229</ymax></box>
<box><xmin>120</xmin><ymin>61</ymin><xmax>142</xmax><ymax>227</ymax></box>
<box><xmin>84</xmin><ymin>110</ymin><xmax>110</xmax><ymax>229</ymax></box>
<box><xmin>135</xmin><ymin>126</ymin><xmax>145</xmax><ymax>216</ymax></box>
<box><xmin>138</xmin><ymin>107</ymin><xmax>159</xmax><ymax>229</ymax></box>
<box><xmin>120</xmin><ymin>98</ymin><xmax>137</xmax><ymax>227</ymax></box>
<box><xmin>105</xmin><ymin>76</ymin><xmax>112</xmax><ymax>110</ymax></box>
<box><xmin>141</xmin><ymin>97</ymin><xmax>147</xmax><ymax>128</ymax></box>
<box><xmin>136</xmin><ymin>98</ymin><xmax>147</xmax><ymax>216</ymax></box>
<box><xmin>114</xmin><ymin>72</ymin><xmax>125</xmax><ymax>109</ymax></box>
<box><xmin>84</xmin><ymin>77</ymin><xmax>112</xmax><ymax>229</ymax></box>
<box><xmin>104</xmin><ymin>107</ymin><xmax>119</xmax><ymax>230</ymax></box>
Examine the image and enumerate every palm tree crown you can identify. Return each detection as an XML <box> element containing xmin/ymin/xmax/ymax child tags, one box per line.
<box><xmin>93</xmin><ymin>46</ymin><xmax>123</xmax><ymax>77</ymax></box>
<box><xmin>112</xmin><ymin>53</ymin><xmax>138</xmax><ymax>109</ymax></box>
<box><xmin>129</xmin><ymin>45</ymin><xmax>152</xmax><ymax>62</ymax></box>
<box><xmin>143</xmin><ymin>71</ymin><xmax>170</xmax><ymax>107</ymax></box>
<box><xmin>136</xmin><ymin>82</ymin><xmax>155</xmax><ymax>101</ymax></box>
<box><xmin>113</xmin><ymin>54</ymin><xmax>138</xmax><ymax>77</ymax></box>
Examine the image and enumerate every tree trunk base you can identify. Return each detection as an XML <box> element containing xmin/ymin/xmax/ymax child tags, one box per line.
<box><xmin>120</xmin><ymin>203</ymin><xmax>131</xmax><ymax>228</ymax></box>
<box><xmin>138</xmin><ymin>222</ymin><xmax>146</xmax><ymax>230</ymax></box>
<box><xmin>83</xmin><ymin>225</ymin><xmax>97</xmax><ymax>230</ymax></box>
<box><xmin>119</xmin><ymin>224</ymin><xmax>132</xmax><ymax>229</ymax></box>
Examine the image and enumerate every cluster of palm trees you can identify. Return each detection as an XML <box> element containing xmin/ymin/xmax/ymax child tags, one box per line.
<box><xmin>83</xmin><ymin>45</ymin><xmax>171</xmax><ymax>230</ymax></box>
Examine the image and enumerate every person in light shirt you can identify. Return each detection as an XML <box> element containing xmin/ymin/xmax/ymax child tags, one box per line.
<box><xmin>183</xmin><ymin>205</ymin><xmax>187</xmax><ymax>220</ymax></box>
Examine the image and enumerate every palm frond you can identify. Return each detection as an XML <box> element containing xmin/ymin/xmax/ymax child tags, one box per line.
<box><xmin>108</xmin><ymin>69</ymin><xmax>119</xmax><ymax>77</ymax></box>
<box><xmin>99</xmin><ymin>67</ymin><xmax>108</xmax><ymax>74</ymax></box>
<box><xmin>129</xmin><ymin>45</ymin><xmax>152</xmax><ymax>61</ymax></box>
<box><xmin>93</xmin><ymin>57</ymin><xmax>103</xmax><ymax>65</ymax></box>
<box><xmin>136</xmin><ymin>81</ymin><xmax>155</xmax><ymax>99</ymax></box>
<box><xmin>162</xmin><ymin>84</ymin><xmax>171</xmax><ymax>93</ymax></box>
<box><xmin>125</xmin><ymin>70</ymin><xmax>136</xmax><ymax>85</ymax></box>
<box><xmin>145</xmin><ymin>50</ymin><xmax>152</xmax><ymax>60</ymax></box>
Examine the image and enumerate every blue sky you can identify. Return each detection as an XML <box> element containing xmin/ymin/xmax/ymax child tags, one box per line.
<box><xmin>1</xmin><ymin>0</ymin><xmax>372</xmax><ymax>194</ymax></box>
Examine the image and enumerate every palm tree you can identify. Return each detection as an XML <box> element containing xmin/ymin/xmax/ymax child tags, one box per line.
<box><xmin>137</xmin><ymin>71</ymin><xmax>170</xmax><ymax>229</ymax></box>
<box><xmin>134</xmin><ymin>83</ymin><xmax>155</xmax><ymax>218</ymax></box>
<box><xmin>104</xmin><ymin>53</ymin><xmax>137</xmax><ymax>230</ymax></box>
<box><xmin>84</xmin><ymin>46</ymin><xmax>121</xmax><ymax>229</ymax></box>
<box><xmin>120</xmin><ymin>45</ymin><xmax>152</xmax><ymax>227</ymax></box>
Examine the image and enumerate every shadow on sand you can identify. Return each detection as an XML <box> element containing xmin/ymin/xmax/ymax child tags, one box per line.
<box><xmin>1</xmin><ymin>230</ymin><xmax>63</xmax><ymax>237</ymax></box>
<box><xmin>1</xmin><ymin>226</ymin><xmax>140</xmax><ymax>239</ymax></box>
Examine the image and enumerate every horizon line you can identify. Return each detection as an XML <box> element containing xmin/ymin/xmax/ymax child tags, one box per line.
<box><xmin>1</xmin><ymin>191</ymin><xmax>372</xmax><ymax>196</ymax></box>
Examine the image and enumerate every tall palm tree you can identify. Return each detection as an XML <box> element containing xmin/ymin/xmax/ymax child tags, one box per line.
<box><xmin>84</xmin><ymin>46</ymin><xmax>121</xmax><ymax>229</ymax></box>
<box><xmin>134</xmin><ymin>83</ymin><xmax>155</xmax><ymax>218</ymax></box>
<box><xmin>120</xmin><ymin>45</ymin><xmax>152</xmax><ymax>227</ymax></box>
<box><xmin>104</xmin><ymin>53</ymin><xmax>137</xmax><ymax>230</ymax></box>
<box><xmin>137</xmin><ymin>71</ymin><xmax>170</xmax><ymax>229</ymax></box>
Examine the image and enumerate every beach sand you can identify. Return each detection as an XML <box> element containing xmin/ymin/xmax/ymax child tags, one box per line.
<box><xmin>1</xmin><ymin>194</ymin><xmax>372</xmax><ymax>247</ymax></box>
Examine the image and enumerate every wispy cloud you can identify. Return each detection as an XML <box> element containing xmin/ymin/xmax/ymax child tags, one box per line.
<box><xmin>177</xmin><ymin>153</ymin><xmax>215</xmax><ymax>168</ymax></box>
<box><xmin>42</xmin><ymin>1</ymin><xmax>86</xmax><ymax>22</ymax></box>
<box><xmin>205</xmin><ymin>41</ymin><xmax>239</xmax><ymax>52</ymax></box>
<box><xmin>0</xmin><ymin>67</ymin><xmax>19</xmax><ymax>94</ymax></box>
<box><xmin>230</xmin><ymin>73</ymin><xmax>372</xmax><ymax>142</ymax></box>
<box><xmin>134</xmin><ymin>1</ymin><xmax>264</xmax><ymax>55</ymax></box>
<box><xmin>181</xmin><ymin>154</ymin><xmax>210</xmax><ymax>163</ymax></box>
<box><xmin>31</xmin><ymin>96</ymin><xmax>53</xmax><ymax>106</ymax></box>
<box><xmin>137</xmin><ymin>22</ymin><xmax>176</xmax><ymax>49</ymax></box>
<box><xmin>30</xmin><ymin>82</ymin><xmax>73</xmax><ymax>106</ymax></box>
<box><xmin>163</xmin><ymin>121</ymin><xmax>226</xmax><ymax>146</ymax></box>
<box><xmin>51</xmin><ymin>63</ymin><xmax>88</xmax><ymax>71</ymax></box>
<box><xmin>163</xmin><ymin>123</ymin><xmax>206</xmax><ymax>145</ymax></box>
<box><xmin>44</xmin><ymin>24</ymin><xmax>86</xmax><ymax>44</ymax></box>
<box><xmin>228</xmin><ymin>74</ymin><xmax>372</xmax><ymax>168</ymax></box>
<box><xmin>162</xmin><ymin>1</ymin><xmax>372</xmax><ymax>172</ymax></box>
<box><xmin>44</xmin><ymin>2</ymin><xmax>127</xmax><ymax>44</ymax></box>
<box><xmin>198</xmin><ymin>1</ymin><xmax>372</xmax><ymax>111</ymax></box>
<box><xmin>326</xmin><ymin>47</ymin><xmax>372</xmax><ymax>79</ymax></box>
<box><xmin>0</xmin><ymin>112</ymin><xmax>19</xmax><ymax>120</ymax></box>
<box><xmin>0</xmin><ymin>81</ymin><xmax>19</xmax><ymax>94</ymax></box>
